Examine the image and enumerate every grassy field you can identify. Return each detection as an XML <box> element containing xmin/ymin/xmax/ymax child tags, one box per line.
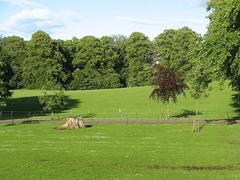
<box><xmin>0</xmin><ymin>123</ymin><xmax>239</xmax><ymax>179</ymax></box>
<box><xmin>2</xmin><ymin>82</ymin><xmax>240</xmax><ymax>120</ymax></box>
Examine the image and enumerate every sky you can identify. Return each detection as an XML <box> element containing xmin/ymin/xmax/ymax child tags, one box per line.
<box><xmin>0</xmin><ymin>0</ymin><xmax>209</xmax><ymax>40</ymax></box>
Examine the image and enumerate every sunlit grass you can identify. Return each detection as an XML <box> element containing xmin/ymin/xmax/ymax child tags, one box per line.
<box><xmin>3</xmin><ymin>82</ymin><xmax>239</xmax><ymax>120</ymax></box>
<box><xmin>0</xmin><ymin>123</ymin><xmax>239</xmax><ymax>179</ymax></box>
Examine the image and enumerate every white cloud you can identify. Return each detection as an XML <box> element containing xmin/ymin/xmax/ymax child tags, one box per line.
<box><xmin>183</xmin><ymin>0</ymin><xmax>208</xmax><ymax>7</ymax></box>
<box><xmin>115</xmin><ymin>17</ymin><xmax>165</xmax><ymax>26</ymax></box>
<box><xmin>0</xmin><ymin>0</ymin><xmax>40</xmax><ymax>7</ymax></box>
<box><xmin>0</xmin><ymin>0</ymin><xmax>209</xmax><ymax>39</ymax></box>
<box><xmin>115</xmin><ymin>16</ymin><xmax>207</xmax><ymax>26</ymax></box>
<box><xmin>0</xmin><ymin>7</ymin><xmax>82</xmax><ymax>39</ymax></box>
<box><xmin>11</xmin><ymin>8</ymin><xmax>52</xmax><ymax>21</ymax></box>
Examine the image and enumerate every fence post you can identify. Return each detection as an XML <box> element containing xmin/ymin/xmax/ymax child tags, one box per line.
<box><xmin>11</xmin><ymin>111</ymin><xmax>14</xmax><ymax>124</ymax></box>
<box><xmin>29</xmin><ymin>112</ymin><xmax>31</xmax><ymax>120</ymax></box>
<box><xmin>227</xmin><ymin>112</ymin><xmax>229</xmax><ymax>121</ymax></box>
<box><xmin>51</xmin><ymin>111</ymin><xmax>54</xmax><ymax>120</ymax></box>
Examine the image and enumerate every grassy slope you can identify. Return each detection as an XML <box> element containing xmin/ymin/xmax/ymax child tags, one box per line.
<box><xmin>0</xmin><ymin>123</ymin><xmax>239</xmax><ymax>179</ymax></box>
<box><xmin>3</xmin><ymin>82</ymin><xmax>239</xmax><ymax>120</ymax></box>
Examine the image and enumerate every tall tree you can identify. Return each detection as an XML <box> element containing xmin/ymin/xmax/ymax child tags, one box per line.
<box><xmin>22</xmin><ymin>31</ymin><xmax>68</xmax><ymax>89</ymax></box>
<box><xmin>53</xmin><ymin>39</ymin><xmax>73</xmax><ymax>87</ymax></box>
<box><xmin>126</xmin><ymin>32</ymin><xmax>154</xmax><ymax>86</ymax></box>
<box><xmin>203</xmin><ymin>0</ymin><xmax>240</xmax><ymax>90</ymax></box>
<box><xmin>150</xmin><ymin>65</ymin><xmax>188</xmax><ymax>119</ymax></box>
<box><xmin>112</xmin><ymin>35</ymin><xmax>128</xmax><ymax>87</ymax></box>
<box><xmin>70</xmin><ymin>36</ymin><xmax>121</xmax><ymax>89</ymax></box>
<box><xmin>2</xmin><ymin>36</ymin><xmax>27</xmax><ymax>89</ymax></box>
<box><xmin>154</xmin><ymin>27</ymin><xmax>201</xmax><ymax>79</ymax></box>
<box><xmin>0</xmin><ymin>37</ymin><xmax>11</xmax><ymax>107</ymax></box>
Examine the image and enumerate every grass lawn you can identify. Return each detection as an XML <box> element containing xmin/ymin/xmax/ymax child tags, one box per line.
<box><xmin>0</xmin><ymin>123</ymin><xmax>239</xmax><ymax>179</ymax></box>
<box><xmin>3</xmin><ymin>82</ymin><xmax>239</xmax><ymax>121</ymax></box>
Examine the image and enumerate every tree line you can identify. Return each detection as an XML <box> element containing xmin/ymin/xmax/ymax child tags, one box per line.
<box><xmin>0</xmin><ymin>27</ymin><xmax>200</xmax><ymax>91</ymax></box>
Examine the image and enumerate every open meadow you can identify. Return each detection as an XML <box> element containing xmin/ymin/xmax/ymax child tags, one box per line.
<box><xmin>0</xmin><ymin>123</ymin><xmax>239</xmax><ymax>180</ymax></box>
<box><xmin>2</xmin><ymin>82</ymin><xmax>240</xmax><ymax>121</ymax></box>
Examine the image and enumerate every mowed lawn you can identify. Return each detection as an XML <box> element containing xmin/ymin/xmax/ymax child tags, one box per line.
<box><xmin>4</xmin><ymin>82</ymin><xmax>240</xmax><ymax>120</ymax></box>
<box><xmin>0</xmin><ymin>123</ymin><xmax>239</xmax><ymax>179</ymax></box>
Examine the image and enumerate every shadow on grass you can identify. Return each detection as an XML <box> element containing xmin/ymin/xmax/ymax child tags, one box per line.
<box><xmin>1</xmin><ymin>96</ymin><xmax>82</xmax><ymax>120</ymax></box>
<box><xmin>21</xmin><ymin>120</ymin><xmax>40</xmax><ymax>124</ymax></box>
<box><xmin>230</xmin><ymin>93</ymin><xmax>240</xmax><ymax>121</ymax></box>
<box><xmin>55</xmin><ymin>124</ymin><xmax>93</xmax><ymax>130</ymax></box>
<box><xmin>172</xmin><ymin>110</ymin><xmax>202</xmax><ymax>119</ymax></box>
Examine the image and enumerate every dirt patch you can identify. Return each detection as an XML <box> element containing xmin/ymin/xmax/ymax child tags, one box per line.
<box><xmin>149</xmin><ymin>165</ymin><xmax>240</xmax><ymax>171</ymax></box>
<box><xmin>149</xmin><ymin>165</ymin><xmax>177</xmax><ymax>170</ymax></box>
<box><xmin>183</xmin><ymin>166</ymin><xmax>233</xmax><ymax>171</ymax></box>
<box><xmin>228</xmin><ymin>141</ymin><xmax>240</xmax><ymax>145</ymax></box>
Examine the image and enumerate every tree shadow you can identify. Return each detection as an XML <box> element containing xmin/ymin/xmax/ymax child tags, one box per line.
<box><xmin>230</xmin><ymin>93</ymin><xmax>240</xmax><ymax>120</ymax></box>
<box><xmin>3</xmin><ymin>96</ymin><xmax>42</xmax><ymax>112</ymax></box>
<box><xmin>1</xmin><ymin>95</ymin><xmax>82</xmax><ymax>120</ymax></box>
<box><xmin>172</xmin><ymin>110</ymin><xmax>202</xmax><ymax>119</ymax></box>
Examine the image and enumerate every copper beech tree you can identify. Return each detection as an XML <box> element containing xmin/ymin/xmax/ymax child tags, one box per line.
<box><xmin>150</xmin><ymin>65</ymin><xmax>188</xmax><ymax>119</ymax></box>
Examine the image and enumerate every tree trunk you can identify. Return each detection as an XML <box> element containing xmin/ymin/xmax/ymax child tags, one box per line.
<box><xmin>195</xmin><ymin>101</ymin><xmax>198</xmax><ymax>119</ymax></box>
<box><xmin>166</xmin><ymin>103</ymin><xmax>170</xmax><ymax>120</ymax></box>
<box><xmin>61</xmin><ymin>117</ymin><xmax>85</xmax><ymax>129</ymax></box>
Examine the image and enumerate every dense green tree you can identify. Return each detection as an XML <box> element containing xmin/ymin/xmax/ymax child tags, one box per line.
<box><xmin>203</xmin><ymin>0</ymin><xmax>240</xmax><ymax>90</ymax></box>
<box><xmin>70</xmin><ymin>36</ymin><xmax>121</xmax><ymax>89</ymax></box>
<box><xmin>126</xmin><ymin>32</ymin><xmax>154</xmax><ymax>86</ymax></box>
<box><xmin>99</xmin><ymin>36</ymin><xmax>121</xmax><ymax>87</ymax></box>
<box><xmin>53</xmin><ymin>39</ymin><xmax>73</xmax><ymax>86</ymax></box>
<box><xmin>2</xmin><ymin>36</ymin><xmax>27</xmax><ymax>89</ymax></box>
<box><xmin>111</xmin><ymin>35</ymin><xmax>128</xmax><ymax>86</ymax></box>
<box><xmin>38</xmin><ymin>90</ymin><xmax>67</xmax><ymax>112</ymax></box>
<box><xmin>70</xmin><ymin>36</ymin><xmax>103</xmax><ymax>89</ymax></box>
<box><xmin>0</xmin><ymin>37</ymin><xmax>12</xmax><ymax>107</ymax></box>
<box><xmin>188</xmin><ymin>40</ymin><xmax>212</xmax><ymax>100</ymax></box>
<box><xmin>22</xmin><ymin>31</ymin><xmax>68</xmax><ymax>89</ymax></box>
<box><xmin>154</xmin><ymin>27</ymin><xmax>201</xmax><ymax>79</ymax></box>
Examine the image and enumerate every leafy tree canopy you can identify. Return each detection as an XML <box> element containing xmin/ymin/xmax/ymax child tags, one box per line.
<box><xmin>150</xmin><ymin>65</ymin><xmax>188</xmax><ymax>103</ymax></box>
<box><xmin>0</xmin><ymin>37</ymin><xmax>12</xmax><ymax>108</ymax></box>
<box><xmin>22</xmin><ymin>31</ymin><xmax>68</xmax><ymax>89</ymax></box>
<box><xmin>126</xmin><ymin>32</ymin><xmax>154</xmax><ymax>86</ymax></box>
<box><xmin>154</xmin><ymin>27</ymin><xmax>201</xmax><ymax>78</ymax></box>
<box><xmin>204</xmin><ymin>0</ymin><xmax>240</xmax><ymax>90</ymax></box>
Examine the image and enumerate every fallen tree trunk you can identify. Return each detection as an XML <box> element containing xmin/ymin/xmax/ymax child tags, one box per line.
<box><xmin>61</xmin><ymin>117</ymin><xmax>85</xmax><ymax>129</ymax></box>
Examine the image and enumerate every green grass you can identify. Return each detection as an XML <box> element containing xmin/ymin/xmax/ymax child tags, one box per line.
<box><xmin>0</xmin><ymin>123</ymin><xmax>240</xmax><ymax>179</ymax></box>
<box><xmin>3</xmin><ymin>82</ymin><xmax>240</xmax><ymax>120</ymax></box>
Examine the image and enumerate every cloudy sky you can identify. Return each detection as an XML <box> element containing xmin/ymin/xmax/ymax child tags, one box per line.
<box><xmin>0</xmin><ymin>0</ymin><xmax>209</xmax><ymax>40</ymax></box>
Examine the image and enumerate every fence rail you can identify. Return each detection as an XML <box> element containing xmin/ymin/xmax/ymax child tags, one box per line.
<box><xmin>0</xmin><ymin>110</ymin><xmax>239</xmax><ymax>122</ymax></box>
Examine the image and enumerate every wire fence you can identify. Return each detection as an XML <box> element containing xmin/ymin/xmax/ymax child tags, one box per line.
<box><xmin>0</xmin><ymin>111</ymin><xmax>64</xmax><ymax>121</ymax></box>
<box><xmin>0</xmin><ymin>110</ymin><xmax>238</xmax><ymax>122</ymax></box>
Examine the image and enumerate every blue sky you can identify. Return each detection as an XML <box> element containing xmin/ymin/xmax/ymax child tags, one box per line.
<box><xmin>0</xmin><ymin>0</ymin><xmax>209</xmax><ymax>40</ymax></box>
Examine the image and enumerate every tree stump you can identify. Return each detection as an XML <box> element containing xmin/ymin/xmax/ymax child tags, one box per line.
<box><xmin>61</xmin><ymin>117</ymin><xmax>85</xmax><ymax>129</ymax></box>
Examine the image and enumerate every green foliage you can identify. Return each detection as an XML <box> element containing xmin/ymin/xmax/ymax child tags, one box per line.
<box><xmin>154</xmin><ymin>27</ymin><xmax>201</xmax><ymax>78</ymax></box>
<box><xmin>22</xmin><ymin>31</ymin><xmax>68</xmax><ymax>89</ymax></box>
<box><xmin>0</xmin><ymin>37</ymin><xmax>12</xmax><ymax>108</ymax></box>
<box><xmin>126</xmin><ymin>32</ymin><xmax>154</xmax><ymax>86</ymax></box>
<box><xmin>204</xmin><ymin>0</ymin><xmax>240</xmax><ymax>91</ymax></box>
<box><xmin>111</xmin><ymin>35</ymin><xmax>128</xmax><ymax>86</ymax></box>
<box><xmin>70</xmin><ymin>36</ymin><xmax>121</xmax><ymax>89</ymax></box>
<box><xmin>2</xmin><ymin>36</ymin><xmax>27</xmax><ymax>89</ymax></box>
<box><xmin>188</xmin><ymin>39</ymin><xmax>213</xmax><ymax>99</ymax></box>
<box><xmin>38</xmin><ymin>90</ymin><xmax>67</xmax><ymax>112</ymax></box>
